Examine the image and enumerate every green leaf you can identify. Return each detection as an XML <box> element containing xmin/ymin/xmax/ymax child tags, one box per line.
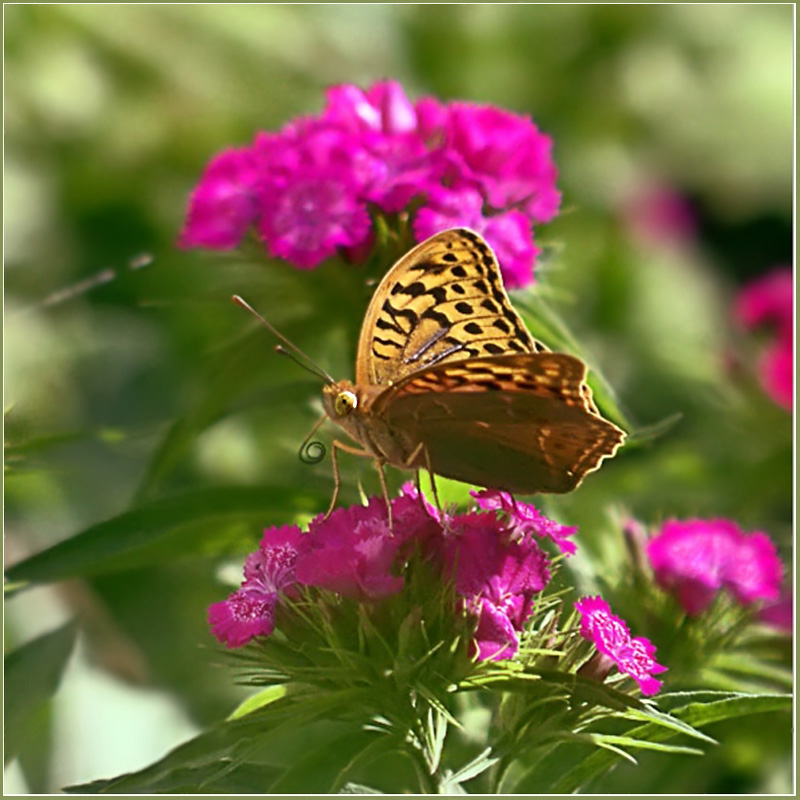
<box><xmin>550</xmin><ymin>691</ymin><xmax>792</xmax><ymax>793</ymax></box>
<box><xmin>267</xmin><ymin>730</ymin><xmax>386</xmax><ymax>794</ymax></box>
<box><xmin>4</xmin><ymin>623</ymin><xmax>78</xmax><ymax>764</ymax></box>
<box><xmin>4</xmin><ymin>484</ymin><xmax>325</xmax><ymax>588</ymax></box>
<box><xmin>590</xmin><ymin>733</ymin><xmax>703</xmax><ymax>757</ymax></box>
<box><xmin>65</xmin><ymin>696</ymin><xmax>351</xmax><ymax>793</ymax></box>
<box><xmin>616</xmin><ymin>704</ymin><xmax>716</xmax><ymax>744</ymax></box>
<box><xmin>228</xmin><ymin>685</ymin><xmax>287</xmax><ymax>720</ymax></box>
<box><xmin>445</xmin><ymin>747</ymin><xmax>499</xmax><ymax>786</ymax></box>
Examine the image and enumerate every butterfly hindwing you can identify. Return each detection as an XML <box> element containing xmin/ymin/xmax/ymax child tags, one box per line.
<box><xmin>370</xmin><ymin>352</ymin><xmax>625</xmax><ymax>493</ymax></box>
<box><xmin>356</xmin><ymin>228</ymin><xmax>545</xmax><ymax>386</ymax></box>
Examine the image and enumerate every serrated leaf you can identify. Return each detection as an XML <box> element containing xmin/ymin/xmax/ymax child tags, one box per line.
<box><xmin>4</xmin><ymin>622</ymin><xmax>78</xmax><ymax>764</ymax></box>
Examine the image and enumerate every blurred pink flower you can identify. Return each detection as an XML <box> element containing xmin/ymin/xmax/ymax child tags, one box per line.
<box><xmin>623</xmin><ymin>182</ymin><xmax>697</xmax><ymax>246</ymax></box>
<box><xmin>735</xmin><ymin>267</ymin><xmax>793</xmax><ymax>410</ymax></box>
<box><xmin>735</xmin><ymin>267</ymin><xmax>793</xmax><ymax>339</ymax></box>
<box><xmin>647</xmin><ymin>518</ymin><xmax>783</xmax><ymax>615</ymax></box>
<box><xmin>758</xmin><ymin>588</ymin><xmax>793</xmax><ymax>633</ymax></box>
<box><xmin>575</xmin><ymin>595</ymin><xmax>667</xmax><ymax>696</ymax></box>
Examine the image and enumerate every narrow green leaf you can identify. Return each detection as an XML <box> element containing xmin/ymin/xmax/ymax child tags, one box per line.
<box><xmin>447</xmin><ymin>747</ymin><xmax>499</xmax><ymax>785</ymax></box>
<box><xmin>4</xmin><ymin>622</ymin><xmax>78</xmax><ymax>764</ymax></box>
<box><xmin>551</xmin><ymin>691</ymin><xmax>792</xmax><ymax>793</ymax></box>
<box><xmin>268</xmin><ymin>730</ymin><xmax>383</xmax><ymax>793</ymax></box>
<box><xmin>330</xmin><ymin>733</ymin><xmax>408</xmax><ymax>793</ymax></box>
<box><xmin>617</xmin><ymin>704</ymin><xmax>716</xmax><ymax>744</ymax></box>
<box><xmin>4</xmin><ymin>484</ymin><xmax>325</xmax><ymax>587</ymax></box>
<box><xmin>592</xmin><ymin>734</ymin><xmax>703</xmax><ymax>756</ymax></box>
<box><xmin>671</xmin><ymin>692</ymin><xmax>792</xmax><ymax>729</ymax></box>
<box><xmin>228</xmin><ymin>685</ymin><xmax>288</xmax><ymax>720</ymax></box>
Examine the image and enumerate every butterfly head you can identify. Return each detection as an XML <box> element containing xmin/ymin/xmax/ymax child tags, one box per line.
<box><xmin>322</xmin><ymin>380</ymin><xmax>360</xmax><ymax>420</ymax></box>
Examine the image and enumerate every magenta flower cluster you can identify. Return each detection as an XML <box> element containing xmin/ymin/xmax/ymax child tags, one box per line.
<box><xmin>575</xmin><ymin>596</ymin><xmax>667</xmax><ymax>696</ymax></box>
<box><xmin>209</xmin><ymin>487</ymin><xmax>667</xmax><ymax>695</ymax></box>
<box><xmin>735</xmin><ymin>266</ymin><xmax>793</xmax><ymax>411</ymax></box>
<box><xmin>646</xmin><ymin>518</ymin><xmax>783</xmax><ymax>616</ymax></box>
<box><xmin>179</xmin><ymin>81</ymin><xmax>560</xmax><ymax>288</ymax></box>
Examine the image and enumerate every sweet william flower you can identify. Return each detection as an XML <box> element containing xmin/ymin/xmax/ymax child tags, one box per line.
<box><xmin>575</xmin><ymin>595</ymin><xmax>667</xmax><ymax>696</ymax></box>
<box><xmin>758</xmin><ymin>588</ymin><xmax>793</xmax><ymax>634</ymax></box>
<box><xmin>646</xmin><ymin>518</ymin><xmax>783</xmax><ymax>615</ymax></box>
<box><xmin>180</xmin><ymin>80</ymin><xmax>561</xmax><ymax>285</ymax></box>
<box><xmin>208</xmin><ymin>524</ymin><xmax>306</xmax><ymax>648</ymax></box>
<box><xmin>322</xmin><ymin>80</ymin><xmax>419</xmax><ymax>136</ymax></box>
<box><xmin>472</xmin><ymin>489</ymin><xmax>578</xmax><ymax>555</ymax></box>
<box><xmin>295</xmin><ymin>497</ymin><xmax>405</xmax><ymax>600</ymax></box>
<box><xmin>178</xmin><ymin>148</ymin><xmax>261</xmax><ymax>250</ymax></box>
<box><xmin>734</xmin><ymin>267</ymin><xmax>793</xmax><ymax>410</ymax></box>
<box><xmin>440</xmin><ymin>103</ymin><xmax>561</xmax><ymax>224</ymax></box>
<box><xmin>444</xmin><ymin>512</ymin><xmax>551</xmax><ymax>661</ymax></box>
<box><xmin>414</xmin><ymin>186</ymin><xmax>539</xmax><ymax>288</ymax></box>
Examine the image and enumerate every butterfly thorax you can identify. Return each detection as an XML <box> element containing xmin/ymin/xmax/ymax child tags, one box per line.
<box><xmin>323</xmin><ymin>380</ymin><xmax>419</xmax><ymax>468</ymax></box>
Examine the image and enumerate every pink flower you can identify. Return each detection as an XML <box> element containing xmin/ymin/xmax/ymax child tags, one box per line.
<box><xmin>471</xmin><ymin>489</ymin><xmax>578</xmax><ymax>555</ymax></box>
<box><xmin>735</xmin><ymin>267</ymin><xmax>793</xmax><ymax>340</ymax></box>
<box><xmin>647</xmin><ymin>519</ymin><xmax>783</xmax><ymax>615</ymax></box>
<box><xmin>208</xmin><ymin>524</ymin><xmax>306</xmax><ymax>648</ymax></box>
<box><xmin>758</xmin><ymin>588</ymin><xmax>793</xmax><ymax>633</ymax></box>
<box><xmin>735</xmin><ymin>267</ymin><xmax>794</xmax><ymax>410</ymax></box>
<box><xmin>296</xmin><ymin>497</ymin><xmax>405</xmax><ymax>600</ymax></box>
<box><xmin>442</xmin><ymin>103</ymin><xmax>561</xmax><ymax>224</ymax></box>
<box><xmin>757</xmin><ymin>340</ymin><xmax>793</xmax><ymax>410</ymax></box>
<box><xmin>414</xmin><ymin>186</ymin><xmax>539</xmax><ymax>288</ymax></box>
<box><xmin>178</xmin><ymin>148</ymin><xmax>261</xmax><ymax>250</ymax></box>
<box><xmin>254</xmin><ymin>125</ymin><xmax>372</xmax><ymax>268</ymax></box>
<box><xmin>445</xmin><ymin>513</ymin><xmax>551</xmax><ymax>661</ymax></box>
<box><xmin>622</xmin><ymin>182</ymin><xmax>697</xmax><ymax>247</ymax></box>
<box><xmin>323</xmin><ymin>80</ymin><xmax>419</xmax><ymax>136</ymax></box>
<box><xmin>208</xmin><ymin>588</ymin><xmax>278</xmax><ymax>649</ymax></box>
<box><xmin>575</xmin><ymin>596</ymin><xmax>667</xmax><ymax>696</ymax></box>
<box><xmin>179</xmin><ymin>82</ymin><xmax>561</xmax><ymax>284</ymax></box>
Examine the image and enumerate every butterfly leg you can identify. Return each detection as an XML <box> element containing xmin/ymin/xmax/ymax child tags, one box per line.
<box><xmin>407</xmin><ymin>444</ymin><xmax>450</xmax><ymax>531</ymax></box>
<box><xmin>326</xmin><ymin>439</ymin><xmax>373</xmax><ymax>519</ymax></box>
<box><xmin>373</xmin><ymin>459</ymin><xmax>394</xmax><ymax>534</ymax></box>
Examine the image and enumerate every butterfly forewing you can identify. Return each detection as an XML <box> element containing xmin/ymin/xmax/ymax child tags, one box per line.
<box><xmin>370</xmin><ymin>353</ymin><xmax>624</xmax><ymax>493</ymax></box>
<box><xmin>356</xmin><ymin>228</ymin><xmax>546</xmax><ymax>386</ymax></box>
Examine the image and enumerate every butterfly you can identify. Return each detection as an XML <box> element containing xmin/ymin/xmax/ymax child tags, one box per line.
<box><xmin>314</xmin><ymin>227</ymin><xmax>625</xmax><ymax>509</ymax></box>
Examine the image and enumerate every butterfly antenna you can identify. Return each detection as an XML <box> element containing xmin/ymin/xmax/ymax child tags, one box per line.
<box><xmin>232</xmin><ymin>295</ymin><xmax>335</xmax><ymax>384</ymax></box>
<box><xmin>298</xmin><ymin>413</ymin><xmax>328</xmax><ymax>464</ymax></box>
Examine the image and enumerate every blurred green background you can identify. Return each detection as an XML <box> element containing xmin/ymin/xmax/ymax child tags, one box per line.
<box><xmin>4</xmin><ymin>4</ymin><xmax>793</xmax><ymax>794</ymax></box>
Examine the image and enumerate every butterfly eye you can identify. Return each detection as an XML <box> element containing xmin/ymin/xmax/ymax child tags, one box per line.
<box><xmin>334</xmin><ymin>390</ymin><xmax>358</xmax><ymax>416</ymax></box>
